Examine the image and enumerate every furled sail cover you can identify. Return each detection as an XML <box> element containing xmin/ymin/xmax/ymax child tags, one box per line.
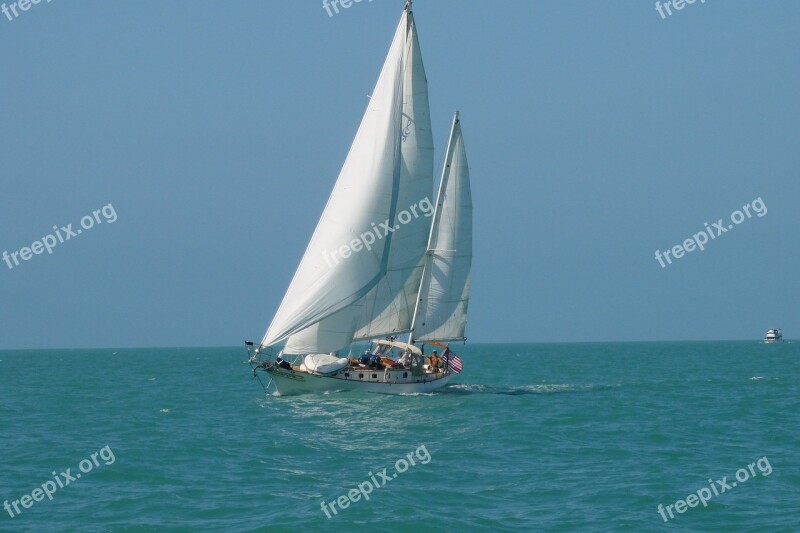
<box><xmin>412</xmin><ymin>115</ymin><xmax>472</xmax><ymax>342</ymax></box>
<box><xmin>260</xmin><ymin>13</ymin><xmax>406</xmax><ymax>350</ymax></box>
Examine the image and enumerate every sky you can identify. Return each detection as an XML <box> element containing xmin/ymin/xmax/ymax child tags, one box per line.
<box><xmin>1</xmin><ymin>0</ymin><xmax>798</xmax><ymax>349</ymax></box>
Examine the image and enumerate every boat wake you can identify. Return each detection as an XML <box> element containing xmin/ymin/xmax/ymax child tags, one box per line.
<box><xmin>442</xmin><ymin>383</ymin><xmax>619</xmax><ymax>395</ymax></box>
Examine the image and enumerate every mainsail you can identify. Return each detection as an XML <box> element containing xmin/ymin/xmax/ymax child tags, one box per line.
<box><xmin>262</xmin><ymin>4</ymin><xmax>432</xmax><ymax>353</ymax></box>
<box><xmin>410</xmin><ymin>112</ymin><xmax>473</xmax><ymax>342</ymax></box>
<box><xmin>350</xmin><ymin>9</ymin><xmax>434</xmax><ymax>342</ymax></box>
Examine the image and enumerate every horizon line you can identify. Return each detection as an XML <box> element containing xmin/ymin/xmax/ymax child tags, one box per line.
<box><xmin>0</xmin><ymin>338</ymin><xmax>793</xmax><ymax>351</ymax></box>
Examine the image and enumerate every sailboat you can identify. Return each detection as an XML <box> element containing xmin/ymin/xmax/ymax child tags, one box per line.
<box><xmin>246</xmin><ymin>1</ymin><xmax>472</xmax><ymax>395</ymax></box>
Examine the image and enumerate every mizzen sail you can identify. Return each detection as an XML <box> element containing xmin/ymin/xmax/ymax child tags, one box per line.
<box><xmin>410</xmin><ymin>112</ymin><xmax>473</xmax><ymax>343</ymax></box>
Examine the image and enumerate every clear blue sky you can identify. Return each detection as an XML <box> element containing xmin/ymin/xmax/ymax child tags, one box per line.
<box><xmin>1</xmin><ymin>1</ymin><xmax>798</xmax><ymax>349</ymax></box>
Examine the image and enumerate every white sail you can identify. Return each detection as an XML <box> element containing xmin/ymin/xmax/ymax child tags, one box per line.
<box><xmin>410</xmin><ymin>112</ymin><xmax>472</xmax><ymax>342</ymax></box>
<box><xmin>284</xmin><ymin>8</ymin><xmax>433</xmax><ymax>354</ymax></box>
<box><xmin>261</xmin><ymin>11</ymin><xmax>407</xmax><ymax>350</ymax></box>
<box><xmin>351</xmin><ymin>10</ymin><xmax>434</xmax><ymax>341</ymax></box>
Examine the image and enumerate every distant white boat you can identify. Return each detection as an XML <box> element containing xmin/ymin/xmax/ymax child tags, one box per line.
<box><xmin>764</xmin><ymin>329</ymin><xmax>783</xmax><ymax>343</ymax></box>
<box><xmin>246</xmin><ymin>1</ymin><xmax>471</xmax><ymax>396</ymax></box>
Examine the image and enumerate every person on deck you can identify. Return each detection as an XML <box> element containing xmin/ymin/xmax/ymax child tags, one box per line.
<box><xmin>428</xmin><ymin>350</ymin><xmax>441</xmax><ymax>372</ymax></box>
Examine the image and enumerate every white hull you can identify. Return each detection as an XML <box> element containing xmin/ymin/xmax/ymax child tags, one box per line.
<box><xmin>764</xmin><ymin>329</ymin><xmax>783</xmax><ymax>343</ymax></box>
<box><xmin>263</xmin><ymin>366</ymin><xmax>453</xmax><ymax>396</ymax></box>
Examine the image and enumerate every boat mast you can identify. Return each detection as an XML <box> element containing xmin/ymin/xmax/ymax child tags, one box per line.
<box><xmin>408</xmin><ymin>110</ymin><xmax>460</xmax><ymax>346</ymax></box>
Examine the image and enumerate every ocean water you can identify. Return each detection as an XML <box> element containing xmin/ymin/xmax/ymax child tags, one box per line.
<box><xmin>1</xmin><ymin>342</ymin><xmax>798</xmax><ymax>532</ymax></box>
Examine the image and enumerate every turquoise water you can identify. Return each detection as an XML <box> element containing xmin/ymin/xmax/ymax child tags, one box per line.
<box><xmin>1</xmin><ymin>342</ymin><xmax>798</xmax><ymax>532</ymax></box>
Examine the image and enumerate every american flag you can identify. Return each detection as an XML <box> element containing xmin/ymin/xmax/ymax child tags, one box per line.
<box><xmin>442</xmin><ymin>347</ymin><xmax>463</xmax><ymax>374</ymax></box>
